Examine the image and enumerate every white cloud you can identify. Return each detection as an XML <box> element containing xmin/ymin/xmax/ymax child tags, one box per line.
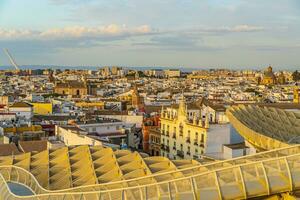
<box><xmin>0</xmin><ymin>24</ymin><xmax>155</xmax><ymax>40</ymax></box>
<box><xmin>231</xmin><ymin>25</ymin><xmax>264</xmax><ymax>32</ymax></box>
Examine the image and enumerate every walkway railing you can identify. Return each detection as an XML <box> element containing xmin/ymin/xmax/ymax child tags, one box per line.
<box><xmin>0</xmin><ymin>144</ymin><xmax>299</xmax><ymax>198</ymax></box>
<box><xmin>1</xmin><ymin>151</ymin><xmax>300</xmax><ymax>199</ymax></box>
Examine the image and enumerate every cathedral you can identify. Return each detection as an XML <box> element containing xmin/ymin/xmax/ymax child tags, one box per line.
<box><xmin>261</xmin><ymin>66</ymin><xmax>276</xmax><ymax>85</ymax></box>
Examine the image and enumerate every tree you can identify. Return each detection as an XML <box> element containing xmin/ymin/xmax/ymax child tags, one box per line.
<box><xmin>292</xmin><ymin>70</ymin><xmax>300</xmax><ymax>82</ymax></box>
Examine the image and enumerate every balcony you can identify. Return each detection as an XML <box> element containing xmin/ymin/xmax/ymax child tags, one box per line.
<box><xmin>200</xmin><ymin>143</ymin><xmax>205</xmax><ymax>148</ymax></box>
<box><xmin>166</xmin><ymin>131</ymin><xmax>169</xmax><ymax>137</ymax></box>
<box><xmin>172</xmin><ymin>133</ymin><xmax>176</xmax><ymax>139</ymax></box>
<box><xmin>194</xmin><ymin>139</ymin><xmax>198</xmax><ymax>145</ymax></box>
<box><xmin>187</xmin><ymin>151</ymin><xmax>191</xmax><ymax>155</ymax></box>
<box><xmin>161</xmin><ymin>144</ymin><xmax>165</xmax><ymax>150</ymax></box>
<box><xmin>186</xmin><ymin>137</ymin><xmax>191</xmax><ymax>143</ymax></box>
<box><xmin>173</xmin><ymin>146</ymin><xmax>176</xmax><ymax>150</ymax></box>
<box><xmin>161</xmin><ymin>130</ymin><xmax>165</xmax><ymax>135</ymax></box>
<box><xmin>165</xmin><ymin>146</ymin><xmax>170</xmax><ymax>153</ymax></box>
<box><xmin>177</xmin><ymin>150</ymin><xmax>184</xmax><ymax>158</ymax></box>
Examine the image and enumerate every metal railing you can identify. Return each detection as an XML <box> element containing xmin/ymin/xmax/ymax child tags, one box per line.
<box><xmin>1</xmin><ymin>151</ymin><xmax>300</xmax><ymax>199</ymax></box>
<box><xmin>2</xmin><ymin>144</ymin><xmax>300</xmax><ymax>197</ymax></box>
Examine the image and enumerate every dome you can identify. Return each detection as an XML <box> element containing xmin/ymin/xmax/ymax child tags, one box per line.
<box><xmin>264</xmin><ymin>66</ymin><xmax>275</xmax><ymax>78</ymax></box>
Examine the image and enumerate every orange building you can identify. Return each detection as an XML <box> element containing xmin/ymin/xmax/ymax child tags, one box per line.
<box><xmin>142</xmin><ymin>115</ymin><xmax>160</xmax><ymax>154</ymax></box>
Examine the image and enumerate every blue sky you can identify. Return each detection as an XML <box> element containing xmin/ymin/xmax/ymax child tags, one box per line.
<box><xmin>0</xmin><ymin>0</ymin><xmax>300</xmax><ymax>69</ymax></box>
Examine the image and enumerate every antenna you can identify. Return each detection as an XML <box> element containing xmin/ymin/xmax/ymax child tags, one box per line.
<box><xmin>3</xmin><ymin>48</ymin><xmax>20</xmax><ymax>71</ymax></box>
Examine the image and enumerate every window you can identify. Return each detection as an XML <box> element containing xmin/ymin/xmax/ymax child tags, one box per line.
<box><xmin>201</xmin><ymin>134</ymin><xmax>204</xmax><ymax>142</ymax></box>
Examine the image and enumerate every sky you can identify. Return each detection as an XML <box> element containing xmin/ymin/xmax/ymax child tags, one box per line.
<box><xmin>0</xmin><ymin>0</ymin><xmax>300</xmax><ymax>69</ymax></box>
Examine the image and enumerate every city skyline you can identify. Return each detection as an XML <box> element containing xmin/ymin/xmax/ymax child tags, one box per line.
<box><xmin>1</xmin><ymin>0</ymin><xmax>300</xmax><ymax>68</ymax></box>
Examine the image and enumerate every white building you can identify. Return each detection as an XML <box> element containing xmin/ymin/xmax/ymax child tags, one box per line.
<box><xmin>8</xmin><ymin>102</ymin><xmax>33</xmax><ymax>121</ymax></box>
<box><xmin>55</xmin><ymin>125</ymin><xmax>102</xmax><ymax>146</ymax></box>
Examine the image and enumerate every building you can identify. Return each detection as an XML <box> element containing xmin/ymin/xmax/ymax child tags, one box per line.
<box><xmin>160</xmin><ymin>96</ymin><xmax>208</xmax><ymax>159</ymax></box>
<box><xmin>277</xmin><ymin>71</ymin><xmax>286</xmax><ymax>85</ymax></box>
<box><xmin>55</xmin><ymin>125</ymin><xmax>102</xmax><ymax>146</ymax></box>
<box><xmin>142</xmin><ymin>115</ymin><xmax>160</xmax><ymax>153</ymax></box>
<box><xmin>261</xmin><ymin>66</ymin><xmax>276</xmax><ymax>85</ymax></box>
<box><xmin>31</xmin><ymin>102</ymin><xmax>53</xmax><ymax>115</ymax></box>
<box><xmin>54</xmin><ymin>81</ymin><xmax>87</xmax><ymax>97</ymax></box>
<box><xmin>294</xmin><ymin>85</ymin><xmax>300</xmax><ymax>103</ymax></box>
<box><xmin>148</xmin><ymin>127</ymin><xmax>161</xmax><ymax>156</ymax></box>
<box><xmin>75</xmin><ymin>101</ymin><xmax>104</xmax><ymax>110</ymax></box>
<box><xmin>8</xmin><ymin>102</ymin><xmax>33</xmax><ymax>121</ymax></box>
<box><xmin>164</xmin><ymin>69</ymin><xmax>181</xmax><ymax>78</ymax></box>
<box><xmin>131</xmin><ymin>85</ymin><xmax>144</xmax><ymax>110</ymax></box>
<box><xmin>0</xmin><ymin>96</ymin><xmax>9</xmax><ymax>106</ymax></box>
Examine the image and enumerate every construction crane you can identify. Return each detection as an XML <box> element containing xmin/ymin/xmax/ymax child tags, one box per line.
<box><xmin>3</xmin><ymin>48</ymin><xmax>20</xmax><ymax>71</ymax></box>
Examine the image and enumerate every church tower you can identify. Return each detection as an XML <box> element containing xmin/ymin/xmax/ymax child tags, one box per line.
<box><xmin>132</xmin><ymin>85</ymin><xmax>144</xmax><ymax>109</ymax></box>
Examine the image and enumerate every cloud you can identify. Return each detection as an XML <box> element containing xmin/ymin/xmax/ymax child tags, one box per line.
<box><xmin>0</xmin><ymin>24</ymin><xmax>155</xmax><ymax>41</ymax></box>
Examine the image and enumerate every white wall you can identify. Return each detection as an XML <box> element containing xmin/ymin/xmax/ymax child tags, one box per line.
<box><xmin>9</xmin><ymin>107</ymin><xmax>33</xmax><ymax>120</ymax></box>
<box><xmin>78</xmin><ymin>122</ymin><xmax>123</xmax><ymax>135</ymax></box>
<box><xmin>97</xmin><ymin>115</ymin><xmax>143</xmax><ymax>128</ymax></box>
<box><xmin>55</xmin><ymin>126</ymin><xmax>102</xmax><ymax>146</ymax></box>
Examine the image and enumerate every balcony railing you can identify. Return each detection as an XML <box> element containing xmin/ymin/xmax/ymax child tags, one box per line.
<box><xmin>186</xmin><ymin>137</ymin><xmax>191</xmax><ymax>143</ymax></box>
<box><xmin>166</xmin><ymin>131</ymin><xmax>169</xmax><ymax>137</ymax></box>
<box><xmin>165</xmin><ymin>146</ymin><xmax>170</xmax><ymax>152</ymax></box>
<box><xmin>187</xmin><ymin>151</ymin><xmax>191</xmax><ymax>155</ymax></box>
<box><xmin>194</xmin><ymin>139</ymin><xmax>198</xmax><ymax>145</ymax></box>
<box><xmin>172</xmin><ymin>133</ymin><xmax>176</xmax><ymax>139</ymax></box>
<box><xmin>177</xmin><ymin>150</ymin><xmax>184</xmax><ymax>158</ymax></box>
<box><xmin>161</xmin><ymin>130</ymin><xmax>165</xmax><ymax>135</ymax></box>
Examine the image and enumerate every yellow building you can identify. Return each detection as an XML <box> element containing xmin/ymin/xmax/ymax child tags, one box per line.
<box><xmin>75</xmin><ymin>101</ymin><xmax>104</xmax><ymax>110</ymax></box>
<box><xmin>2</xmin><ymin>125</ymin><xmax>43</xmax><ymax>135</ymax></box>
<box><xmin>294</xmin><ymin>85</ymin><xmax>300</xmax><ymax>103</ymax></box>
<box><xmin>160</xmin><ymin>96</ymin><xmax>208</xmax><ymax>160</ymax></box>
<box><xmin>31</xmin><ymin>102</ymin><xmax>53</xmax><ymax>115</ymax></box>
<box><xmin>261</xmin><ymin>66</ymin><xmax>276</xmax><ymax>85</ymax></box>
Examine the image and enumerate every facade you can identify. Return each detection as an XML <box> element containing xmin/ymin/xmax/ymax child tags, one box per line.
<box><xmin>75</xmin><ymin>101</ymin><xmax>104</xmax><ymax>110</ymax></box>
<box><xmin>261</xmin><ymin>66</ymin><xmax>276</xmax><ymax>85</ymax></box>
<box><xmin>142</xmin><ymin>115</ymin><xmax>160</xmax><ymax>153</ymax></box>
<box><xmin>8</xmin><ymin>102</ymin><xmax>33</xmax><ymax>121</ymax></box>
<box><xmin>0</xmin><ymin>96</ymin><xmax>9</xmax><ymax>106</ymax></box>
<box><xmin>55</xmin><ymin>125</ymin><xmax>102</xmax><ymax>146</ymax></box>
<box><xmin>164</xmin><ymin>69</ymin><xmax>181</xmax><ymax>78</ymax></box>
<box><xmin>160</xmin><ymin>97</ymin><xmax>208</xmax><ymax>159</ymax></box>
<box><xmin>294</xmin><ymin>85</ymin><xmax>300</xmax><ymax>103</ymax></box>
<box><xmin>31</xmin><ymin>102</ymin><xmax>53</xmax><ymax>115</ymax></box>
<box><xmin>54</xmin><ymin>81</ymin><xmax>87</xmax><ymax>97</ymax></box>
<box><xmin>148</xmin><ymin>127</ymin><xmax>161</xmax><ymax>156</ymax></box>
<box><xmin>131</xmin><ymin>85</ymin><xmax>144</xmax><ymax>109</ymax></box>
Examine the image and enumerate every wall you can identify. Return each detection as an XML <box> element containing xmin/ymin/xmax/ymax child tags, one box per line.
<box><xmin>31</xmin><ymin>103</ymin><xmax>53</xmax><ymax>115</ymax></box>
<box><xmin>55</xmin><ymin>126</ymin><xmax>102</xmax><ymax>146</ymax></box>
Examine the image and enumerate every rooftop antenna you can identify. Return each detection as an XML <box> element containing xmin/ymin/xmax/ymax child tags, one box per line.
<box><xmin>3</xmin><ymin>48</ymin><xmax>20</xmax><ymax>71</ymax></box>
